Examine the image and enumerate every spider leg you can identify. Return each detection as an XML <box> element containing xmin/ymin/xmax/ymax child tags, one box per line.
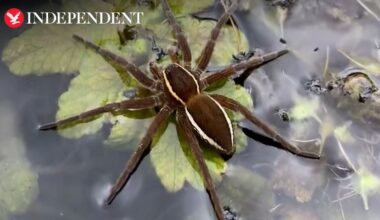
<box><xmin>210</xmin><ymin>94</ymin><xmax>320</xmax><ymax>159</ymax></box>
<box><xmin>73</xmin><ymin>35</ymin><xmax>161</xmax><ymax>91</ymax></box>
<box><xmin>161</xmin><ymin>0</ymin><xmax>192</xmax><ymax>69</ymax></box>
<box><xmin>167</xmin><ymin>46</ymin><xmax>180</xmax><ymax>64</ymax></box>
<box><xmin>176</xmin><ymin>109</ymin><xmax>224</xmax><ymax>220</ymax></box>
<box><xmin>194</xmin><ymin>3</ymin><xmax>237</xmax><ymax>76</ymax></box>
<box><xmin>149</xmin><ymin>61</ymin><xmax>163</xmax><ymax>80</ymax></box>
<box><xmin>105</xmin><ymin>105</ymin><xmax>174</xmax><ymax>205</ymax></box>
<box><xmin>38</xmin><ymin>96</ymin><xmax>162</xmax><ymax>130</ymax></box>
<box><xmin>201</xmin><ymin>49</ymin><xmax>288</xmax><ymax>89</ymax></box>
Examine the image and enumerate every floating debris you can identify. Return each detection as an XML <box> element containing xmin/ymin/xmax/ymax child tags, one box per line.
<box><xmin>326</xmin><ymin>68</ymin><xmax>378</xmax><ymax>103</ymax></box>
<box><xmin>304</xmin><ymin>79</ymin><xmax>328</xmax><ymax>95</ymax></box>
<box><xmin>232</xmin><ymin>50</ymin><xmax>257</xmax><ymax>63</ymax></box>
<box><xmin>267</xmin><ymin>0</ymin><xmax>297</xmax><ymax>9</ymax></box>
<box><xmin>151</xmin><ymin>38</ymin><xmax>167</xmax><ymax>62</ymax></box>
<box><xmin>279</xmin><ymin>38</ymin><xmax>287</xmax><ymax>44</ymax></box>
<box><xmin>276</xmin><ymin>108</ymin><xmax>291</xmax><ymax>122</ymax></box>
<box><xmin>223</xmin><ymin>206</ymin><xmax>239</xmax><ymax>220</ymax></box>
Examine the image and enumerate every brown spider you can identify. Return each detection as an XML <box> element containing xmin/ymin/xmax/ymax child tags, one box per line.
<box><xmin>39</xmin><ymin>1</ymin><xmax>320</xmax><ymax>219</ymax></box>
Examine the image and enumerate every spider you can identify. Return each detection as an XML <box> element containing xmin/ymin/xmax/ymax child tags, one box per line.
<box><xmin>39</xmin><ymin>1</ymin><xmax>320</xmax><ymax>219</ymax></box>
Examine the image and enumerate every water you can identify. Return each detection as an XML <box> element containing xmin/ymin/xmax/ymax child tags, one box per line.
<box><xmin>1</xmin><ymin>0</ymin><xmax>380</xmax><ymax>219</ymax></box>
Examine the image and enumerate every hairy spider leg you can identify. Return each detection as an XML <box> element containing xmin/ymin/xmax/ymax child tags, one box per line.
<box><xmin>194</xmin><ymin>2</ymin><xmax>238</xmax><ymax>76</ymax></box>
<box><xmin>106</xmin><ymin>105</ymin><xmax>174</xmax><ymax>205</ymax></box>
<box><xmin>201</xmin><ymin>49</ymin><xmax>289</xmax><ymax>88</ymax></box>
<box><xmin>73</xmin><ymin>35</ymin><xmax>161</xmax><ymax>91</ymax></box>
<box><xmin>149</xmin><ymin>61</ymin><xmax>163</xmax><ymax>80</ymax></box>
<box><xmin>167</xmin><ymin>46</ymin><xmax>180</xmax><ymax>64</ymax></box>
<box><xmin>211</xmin><ymin>94</ymin><xmax>320</xmax><ymax>159</ymax></box>
<box><xmin>38</xmin><ymin>96</ymin><xmax>162</xmax><ymax>130</ymax></box>
<box><xmin>177</xmin><ymin>109</ymin><xmax>224</xmax><ymax>220</ymax></box>
<box><xmin>161</xmin><ymin>0</ymin><xmax>192</xmax><ymax>70</ymax></box>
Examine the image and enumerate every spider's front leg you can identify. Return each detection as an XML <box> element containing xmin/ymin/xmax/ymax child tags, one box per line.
<box><xmin>210</xmin><ymin>94</ymin><xmax>320</xmax><ymax>159</ymax></box>
<box><xmin>39</xmin><ymin>96</ymin><xmax>162</xmax><ymax>130</ymax></box>
<box><xmin>161</xmin><ymin>0</ymin><xmax>192</xmax><ymax>69</ymax></box>
<box><xmin>176</xmin><ymin>109</ymin><xmax>225</xmax><ymax>220</ymax></box>
<box><xmin>194</xmin><ymin>2</ymin><xmax>237</xmax><ymax>76</ymax></box>
<box><xmin>73</xmin><ymin>35</ymin><xmax>161</xmax><ymax>91</ymax></box>
<box><xmin>200</xmin><ymin>49</ymin><xmax>288</xmax><ymax>89</ymax></box>
<box><xmin>106</xmin><ymin>105</ymin><xmax>174</xmax><ymax>204</ymax></box>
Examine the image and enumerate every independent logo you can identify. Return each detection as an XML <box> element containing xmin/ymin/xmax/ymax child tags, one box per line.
<box><xmin>4</xmin><ymin>8</ymin><xmax>24</xmax><ymax>28</ymax></box>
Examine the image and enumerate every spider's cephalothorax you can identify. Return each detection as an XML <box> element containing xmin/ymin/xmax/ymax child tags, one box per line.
<box><xmin>39</xmin><ymin>1</ymin><xmax>320</xmax><ymax>219</ymax></box>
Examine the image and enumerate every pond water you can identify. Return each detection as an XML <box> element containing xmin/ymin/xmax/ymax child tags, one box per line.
<box><xmin>1</xmin><ymin>0</ymin><xmax>380</xmax><ymax>220</ymax></box>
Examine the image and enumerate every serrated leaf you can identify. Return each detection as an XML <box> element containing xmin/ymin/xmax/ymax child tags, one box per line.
<box><xmin>2</xmin><ymin>0</ymin><xmax>120</xmax><ymax>76</ymax></box>
<box><xmin>104</xmin><ymin>110</ymin><xmax>155</xmax><ymax>148</ymax></box>
<box><xmin>150</xmin><ymin>16</ymin><xmax>249</xmax><ymax>67</ymax></box>
<box><xmin>56</xmin><ymin>46</ymin><xmax>128</xmax><ymax>138</ymax></box>
<box><xmin>150</xmin><ymin>121</ymin><xmax>226</xmax><ymax>192</ymax></box>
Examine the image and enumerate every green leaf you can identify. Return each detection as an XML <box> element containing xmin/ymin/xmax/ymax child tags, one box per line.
<box><xmin>208</xmin><ymin>80</ymin><xmax>253</xmax><ymax>121</ymax></box>
<box><xmin>56</xmin><ymin>45</ymin><xmax>128</xmax><ymax>138</ymax></box>
<box><xmin>334</xmin><ymin>122</ymin><xmax>354</xmax><ymax>143</ymax></box>
<box><xmin>104</xmin><ymin>110</ymin><xmax>155</xmax><ymax>149</ymax></box>
<box><xmin>0</xmin><ymin>160</ymin><xmax>38</xmax><ymax>218</ymax></box>
<box><xmin>356</xmin><ymin>167</ymin><xmax>380</xmax><ymax>210</ymax></box>
<box><xmin>0</xmin><ymin>106</ymin><xmax>38</xmax><ymax>219</ymax></box>
<box><xmin>2</xmin><ymin>0</ymin><xmax>120</xmax><ymax>76</ymax></box>
<box><xmin>150</xmin><ymin>16</ymin><xmax>249</xmax><ymax>67</ymax></box>
<box><xmin>150</xmin><ymin>121</ymin><xmax>226</xmax><ymax>192</ymax></box>
<box><xmin>289</xmin><ymin>97</ymin><xmax>320</xmax><ymax>120</ymax></box>
<box><xmin>167</xmin><ymin>0</ymin><xmax>213</xmax><ymax>15</ymax></box>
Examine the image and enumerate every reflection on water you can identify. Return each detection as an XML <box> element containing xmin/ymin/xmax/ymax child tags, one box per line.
<box><xmin>1</xmin><ymin>0</ymin><xmax>380</xmax><ymax>219</ymax></box>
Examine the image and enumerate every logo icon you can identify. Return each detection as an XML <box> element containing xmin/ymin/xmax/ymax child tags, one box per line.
<box><xmin>4</xmin><ymin>8</ymin><xmax>24</xmax><ymax>28</ymax></box>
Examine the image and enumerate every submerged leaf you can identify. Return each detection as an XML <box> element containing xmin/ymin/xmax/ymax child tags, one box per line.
<box><xmin>355</xmin><ymin>167</ymin><xmax>380</xmax><ymax>210</ymax></box>
<box><xmin>0</xmin><ymin>160</ymin><xmax>38</xmax><ymax>218</ymax></box>
<box><xmin>289</xmin><ymin>97</ymin><xmax>320</xmax><ymax>120</ymax></box>
<box><xmin>218</xmin><ymin>165</ymin><xmax>275</xmax><ymax>220</ymax></box>
<box><xmin>0</xmin><ymin>106</ymin><xmax>38</xmax><ymax>219</ymax></box>
<box><xmin>334</xmin><ymin>122</ymin><xmax>354</xmax><ymax>143</ymax></box>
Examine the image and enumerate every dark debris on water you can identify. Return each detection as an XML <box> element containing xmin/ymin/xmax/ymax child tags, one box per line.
<box><xmin>223</xmin><ymin>206</ymin><xmax>239</xmax><ymax>220</ymax></box>
<box><xmin>304</xmin><ymin>79</ymin><xmax>328</xmax><ymax>95</ymax></box>
<box><xmin>276</xmin><ymin>108</ymin><xmax>291</xmax><ymax>122</ymax></box>
<box><xmin>267</xmin><ymin>0</ymin><xmax>297</xmax><ymax>9</ymax></box>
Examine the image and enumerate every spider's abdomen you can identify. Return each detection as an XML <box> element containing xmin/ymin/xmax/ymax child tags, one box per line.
<box><xmin>163</xmin><ymin>64</ymin><xmax>199</xmax><ymax>104</ymax></box>
<box><xmin>185</xmin><ymin>94</ymin><xmax>234</xmax><ymax>155</ymax></box>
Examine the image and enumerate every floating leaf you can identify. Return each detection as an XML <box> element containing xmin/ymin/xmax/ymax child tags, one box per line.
<box><xmin>168</xmin><ymin>0</ymin><xmax>213</xmax><ymax>15</ymax></box>
<box><xmin>2</xmin><ymin>0</ymin><xmax>120</xmax><ymax>76</ymax></box>
<box><xmin>56</xmin><ymin>45</ymin><xmax>127</xmax><ymax>138</ymax></box>
<box><xmin>150</xmin><ymin>16</ymin><xmax>249</xmax><ymax>67</ymax></box>
<box><xmin>150</xmin><ymin>122</ymin><xmax>226</xmax><ymax>191</ymax></box>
